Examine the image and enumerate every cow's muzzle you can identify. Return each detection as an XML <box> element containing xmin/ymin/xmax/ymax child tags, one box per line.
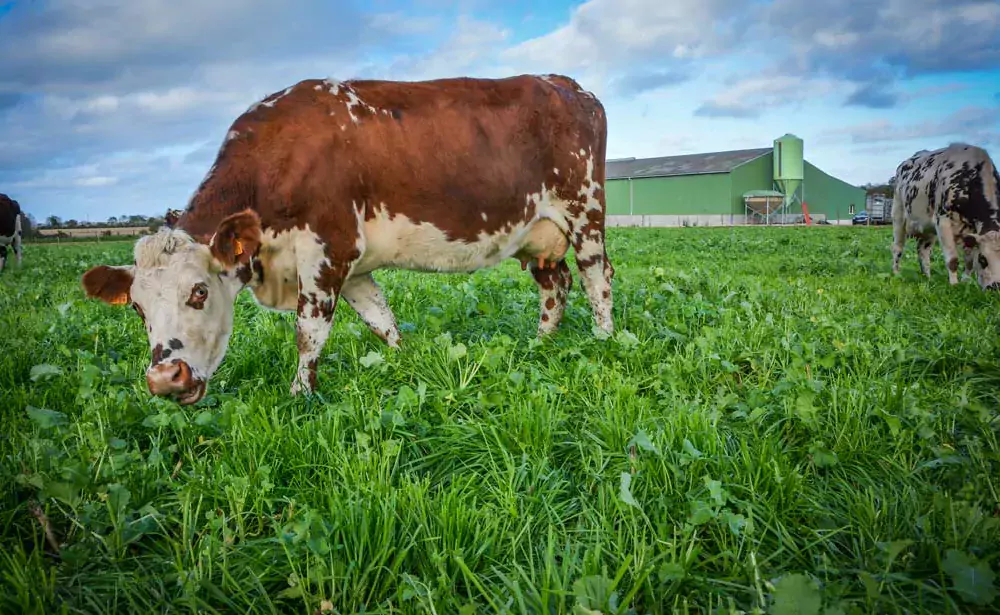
<box><xmin>146</xmin><ymin>360</ymin><xmax>206</xmax><ymax>404</ymax></box>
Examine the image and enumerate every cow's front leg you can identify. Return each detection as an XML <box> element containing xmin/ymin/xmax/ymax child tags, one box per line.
<box><xmin>341</xmin><ymin>273</ymin><xmax>401</xmax><ymax>348</ymax></box>
<box><xmin>292</xmin><ymin>289</ymin><xmax>338</xmax><ymax>396</ymax></box>
<box><xmin>963</xmin><ymin>243</ymin><xmax>976</xmax><ymax>280</ymax></box>
<box><xmin>936</xmin><ymin>219</ymin><xmax>962</xmax><ymax>285</ymax></box>
<box><xmin>530</xmin><ymin>259</ymin><xmax>572</xmax><ymax>336</ymax></box>
<box><xmin>916</xmin><ymin>233</ymin><xmax>935</xmax><ymax>279</ymax></box>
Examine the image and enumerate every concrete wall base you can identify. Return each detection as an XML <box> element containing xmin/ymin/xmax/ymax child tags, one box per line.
<box><xmin>607</xmin><ymin>214</ymin><xmax>834</xmax><ymax>227</ymax></box>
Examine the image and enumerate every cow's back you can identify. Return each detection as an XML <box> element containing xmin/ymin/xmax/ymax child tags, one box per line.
<box><xmin>182</xmin><ymin>75</ymin><xmax>607</xmax><ymax>245</ymax></box>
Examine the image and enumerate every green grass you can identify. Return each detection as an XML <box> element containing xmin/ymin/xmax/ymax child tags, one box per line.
<box><xmin>1</xmin><ymin>226</ymin><xmax>998</xmax><ymax>614</ymax></box>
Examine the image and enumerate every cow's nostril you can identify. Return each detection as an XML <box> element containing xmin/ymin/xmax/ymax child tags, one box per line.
<box><xmin>147</xmin><ymin>361</ymin><xmax>192</xmax><ymax>397</ymax></box>
<box><xmin>173</xmin><ymin>361</ymin><xmax>190</xmax><ymax>383</ymax></box>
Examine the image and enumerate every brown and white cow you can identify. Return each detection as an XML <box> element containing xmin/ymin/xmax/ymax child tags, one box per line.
<box><xmin>0</xmin><ymin>193</ymin><xmax>23</xmax><ymax>274</ymax></box>
<box><xmin>892</xmin><ymin>143</ymin><xmax>1000</xmax><ymax>290</ymax></box>
<box><xmin>81</xmin><ymin>74</ymin><xmax>615</xmax><ymax>404</ymax></box>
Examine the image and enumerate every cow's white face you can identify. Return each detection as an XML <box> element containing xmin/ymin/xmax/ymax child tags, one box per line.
<box><xmin>82</xmin><ymin>216</ymin><xmax>260</xmax><ymax>404</ymax></box>
<box><xmin>970</xmin><ymin>231</ymin><xmax>1000</xmax><ymax>291</ymax></box>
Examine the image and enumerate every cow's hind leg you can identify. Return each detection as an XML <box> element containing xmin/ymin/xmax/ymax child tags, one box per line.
<box><xmin>341</xmin><ymin>273</ymin><xmax>401</xmax><ymax>347</ymax></box>
<box><xmin>530</xmin><ymin>259</ymin><xmax>572</xmax><ymax>336</ymax></box>
<box><xmin>565</xmin><ymin>210</ymin><xmax>614</xmax><ymax>336</ymax></box>
<box><xmin>891</xmin><ymin>218</ymin><xmax>906</xmax><ymax>275</ymax></box>
<box><xmin>0</xmin><ymin>245</ymin><xmax>7</xmax><ymax>275</ymax></box>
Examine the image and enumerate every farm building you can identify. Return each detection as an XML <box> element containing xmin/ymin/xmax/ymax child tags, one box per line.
<box><xmin>605</xmin><ymin>134</ymin><xmax>865</xmax><ymax>226</ymax></box>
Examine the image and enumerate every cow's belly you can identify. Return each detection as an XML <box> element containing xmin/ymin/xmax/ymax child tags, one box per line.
<box><xmin>353</xmin><ymin>211</ymin><xmax>567</xmax><ymax>275</ymax></box>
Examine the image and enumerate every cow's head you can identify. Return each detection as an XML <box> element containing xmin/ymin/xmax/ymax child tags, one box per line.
<box><xmin>81</xmin><ymin>210</ymin><xmax>263</xmax><ymax>404</ymax></box>
<box><xmin>964</xmin><ymin>230</ymin><xmax>1000</xmax><ymax>291</ymax></box>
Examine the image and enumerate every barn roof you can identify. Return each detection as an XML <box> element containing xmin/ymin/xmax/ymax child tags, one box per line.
<box><xmin>606</xmin><ymin>147</ymin><xmax>772</xmax><ymax>180</ymax></box>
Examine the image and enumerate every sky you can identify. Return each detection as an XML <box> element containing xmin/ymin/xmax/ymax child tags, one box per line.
<box><xmin>1</xmin><ymin>0</ymin><xmax>998</xmax><ymax>223</ymax></box>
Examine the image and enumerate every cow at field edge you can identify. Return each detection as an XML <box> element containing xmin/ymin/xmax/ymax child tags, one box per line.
<box><xmin>81</xmin><ymin>74</ymin><xmax>615</xmax><ymax>405</ymax></box>
<box><xmin>0</xmin><ymin>193</ymin><xmax>23</xmax><ymax>274</ymax></box>
<box><xmin>891</xmin><ymin>143</ymin><xmax>1000</xmax><ymax>290</ymax></box>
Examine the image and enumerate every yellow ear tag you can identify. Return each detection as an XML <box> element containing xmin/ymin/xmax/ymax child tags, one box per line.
<box><xmin>110</xmin><ymin>293</ymin><xmax>129</xmax><ymax>306</ymax></box>
<box><xmin>234</xmin><ymin>239</ymin><xmax>244</xmax><ymax>256</ymax></box>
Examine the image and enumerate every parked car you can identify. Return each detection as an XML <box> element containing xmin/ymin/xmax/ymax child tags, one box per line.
<box><xmin>852</xmin><ymin>211</ymin><xmax>869</xmax><ymax>225</ymax></box>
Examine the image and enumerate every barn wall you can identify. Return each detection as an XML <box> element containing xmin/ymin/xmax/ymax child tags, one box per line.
<box><xmin>803</xmin><ymin>162</ymin><xmax>866</xmax><ymax>222</ymax></box>
<box><xmin>605</xmin><ymin>173</ymin><xmax>731</xmax><ymax>216</ymax></box>
<box><xmin>606</xmin><ymin>179</ymin><xmax>631</xmax><ymax>215</ymax></box>
<box><xmin>729</xmin><ymin>153</ymin><xmax>774</xmax><ymax>212</ymax></box>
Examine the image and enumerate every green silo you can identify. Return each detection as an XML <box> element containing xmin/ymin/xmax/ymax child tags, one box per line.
<box><xmin>773</xmin><ymin>133</ymin><xmax>804</xmax><ymax>211</ymax></box>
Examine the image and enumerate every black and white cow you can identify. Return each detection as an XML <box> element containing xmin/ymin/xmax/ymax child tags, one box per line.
<box><xmin>891</xmin><ymin>143</ymin><xmax>1000</xmax><ymax>290</ymax></box>
<box><xmin>0</xmin><ymin>193</ymin><xmax>23</xmax><ymax>274</ymax></box>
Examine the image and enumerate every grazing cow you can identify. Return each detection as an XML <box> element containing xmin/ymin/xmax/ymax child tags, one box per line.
<box><xmin>891</xmin><ymin>143</ymin><xmax>1000</xmax><ymax>290</ymax></box>
<box><xmin>0</xmin><ymin>193</ymin><xmax>23</xmax><ymax>274</ymax></box>
<box><xmin>81</xmin><ymin>74</ymin><xmax>615</xmax><ymax>405</ymax></box>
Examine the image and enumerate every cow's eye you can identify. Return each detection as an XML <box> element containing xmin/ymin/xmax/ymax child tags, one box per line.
<box><xmin>187</xmin><ymin>283</ymin><xmax>209</xmax><ymax>309</ymax></box>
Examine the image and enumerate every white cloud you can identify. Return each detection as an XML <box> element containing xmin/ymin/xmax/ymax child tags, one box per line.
<box><xmin>825</xmin><ymin>106</ymin><xmax>1000</xmax><ymax>145</ymax></box>
<box><xmin>695</xmin><ymin>75</ymin><xmax>841</xmax><ymax>118</ymax></box>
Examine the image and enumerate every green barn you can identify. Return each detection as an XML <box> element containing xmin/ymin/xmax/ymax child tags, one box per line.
<box><xmin>604</xmin><ymin>134</ymin><xmax>865</xmax><ymax>227</ymax></box>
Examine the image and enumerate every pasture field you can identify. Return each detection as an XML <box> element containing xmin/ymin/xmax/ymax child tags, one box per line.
<box><xmin>1</xmin><ymin>226</ymin><xmax>999</xmax><ymax>615</ymax></box>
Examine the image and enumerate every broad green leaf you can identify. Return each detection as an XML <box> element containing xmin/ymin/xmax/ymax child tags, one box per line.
<box><xmin>722</xmin><ymin>510</ymin><xmax>747</xmax><ymax>536</ymax></box>
<box><xmin>809</xmin><ymin>441</ymin><xmax>839</xmax><ymax>468</ymax></box>
<box><xmin>29</xmin><ymin>364</ymin><xmax>63</xmax><ymax>382</ymax></box>
<box><xmin>688</xmin><ymin>500</ymin><xmax>716</xmax><ymax>526</ymax></box>
<box><xmin>627</xmin><ymin>428</ymin><xmax>660</xmax><ymax>456</ymax></box>
<box><xmin>704</xmin><ymin>475</ymin><xmax>728</xmax><ymax>506</ymax></box>
<box><xmin>877</xmin><ymin>539</ymin><xmax>914</xmax><ymax>568</ymax></box>
<box><xmin>448</xmin><ymin>342</ymin><xmax>467</xmax><ymax>361</ymax></box>
<box><xmin>618</xmin><ymin>472</ymin><xmax>641</xmax><ymax>509</ymax></box>
<box><xmin>107</xmin><ymin>483</ymin><xmax>131</xmax><ymax>516</ymax></box>
<box><xmin>942</xmin><ymin>549</ymin><xmax>998</xmax><ymax>606</ymax></box>
<box><xmin>396</xmin><ymin>385</ymin><xmax>419</xmax><ymax>409</ymax></box>
<box><xmin>770</xmin><ymin>573</ymin><xmax>822</xmax><ymax>615</ymax></box>
<box><xmin>359</xmin><ymin>351</ymin><xmax>384</xmax><ymax>368</ymax></box>
<box><xmin>682</xmin><ymin>439</ymin><xmax>703</xmax><ymax>459</ymax></box>
<box><xmin>26</xmin><ymin>406</ymin><xmax>68</xmax><ymax>429</ymax></box>
<box><xmin>614</xmin><ymin>329</ymin><xmax>640</xmax><ymax>349</ymax></box>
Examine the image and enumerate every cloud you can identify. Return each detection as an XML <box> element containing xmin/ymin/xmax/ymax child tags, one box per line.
<box><xmin>694</xmin><ymin>75</ymin><xmax>838</xmax><ymax>118</ymax></box>
<box><xmin>693</xmin><ymin>0</ymin><xmax>999</xmax><ymax>115</ymax></box>
<box><xmin>830</xmin><ymin>106</ymin><xmax>1000</xmax><ymax>145</ymax></box>
<box><xmin>764</xmin><ymin>0</ymin><xmax>1000</xmax><ymax>82</ymax></box>
<box><xmin>500</xmin><ymin>0</ymin><xmax>748</xmax><ymax>90</ymax></box>
<box><xmin>0</xmin><ymin>0</ymin><xmax>371</xmax><ymax>95</ymax></box>
<box><xmin>844</xmin><ymin>82</ymin><xmax>900</xmax><ymax>109</ymax></box>
<box><xmin>611</xmin><ymin>70</ymin><xmax>690</xmax><ymax>96</ymax></box>
<box><xmin>374</xmin><ymin>15</ymin><xmax>511</xmax><ymax>81</ymax></box>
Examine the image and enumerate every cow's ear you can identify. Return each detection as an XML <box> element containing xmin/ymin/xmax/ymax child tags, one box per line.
<box><xmin>210</xmin><ymin>209</ymin><xmax>262</xmax><ymax>267</ymax></box>
<box><xmin>82</xmin><ymin>265</ymin><xmax>134</xmax><ymax>306</ymax></box>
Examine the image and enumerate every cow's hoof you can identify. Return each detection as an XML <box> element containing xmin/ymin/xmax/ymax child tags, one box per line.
<box><xmin>289</xmin><ymin>380</ymin><xmax>313</xmax><ymax>396</ymax></box>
